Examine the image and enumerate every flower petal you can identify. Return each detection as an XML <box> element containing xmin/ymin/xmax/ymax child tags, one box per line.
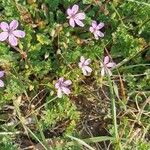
<box><xmin>89</xmin><ymin>27</ymin><xmax>94</xmax><ymax>33</ymax></box>
<box><xmin>104</xmin><ymin>56</ymin><xmax>109</xmax><ymax>65</ymax></box>
<box><xmin>96</xmin><ymin>31</ymin><xmax>104</xmax><ymax>37</ymax></box>
<box><xmin>92</xmin><ymin>21</ymin><xmax>97</xmax><ymax>28</ymax></box>
<box><xmin>75</xmin><ymin>13</ymin><xmax>85</xmax><ymax>20</ymax></box>
<box><xmin>97</xmin><ymin>22</ymin><xmax>104</xmax><ymax>29</ymax></box>
<box><xmin>101</xmin><ymin>68</ymin><xmax>105</xmax><ymax>76</ymax></box>
<box><xmin>82</xmin><ymin>68</ymin><xmax>88</xmax><ymax>76</ymax></box>
<box><xmin>84</xmin><ymin>59</ymin><xmax>91</xmax><ymax>65</ymax></box>
<box><xmin>12</xmin><ymin>30</ymin><xmax>25</xmax><ymax>38</ymax></box>
<box><xmin>78</xmin><ymin>62</ymin><xmax>83</xmax><ymax>68</ymax></box>
<box><xmin>59</xmin><ymin>77</ymin><xmax>64</xmax><ymax>82</ymax></box>
<box><xmin>72</xmin><ymin>4</ymin><xmax>79</xmax><ymax>14</ymax></box>
<box><xmin>67</xmin><ymin>8</ymin><xmax>72</xmax><ymax>16</ymax></box>
<box><xmin>9</xmin><ymin>20</ymin><xmax>18</xmax><ymax>30</ymax></box>
<box><xmin>0</xmin><ymin>80</ymin><xmax>4</xmax><ymax>87</ymax></box>
<box><xmin>94</xmin><ymin>33</ymin><xmax>99</xmax><ymax>40</ymax></box>
<box><xmin>0</xmin><ymin>71</ymin><xmax>4</xmax><ymax>78</ymax></box>
<box><xmin>57</xmin><ymin>88</ymin><xmax>63</xmax><ymax>98</ymax></box>
<box><xmin>8</xmin><ymin>34</ymin><xmax>18</xmax><ymax>46</ymax></box>
<box><xmin>64</xmin><ymin>80</ymin><xmax>72</xmax><ymax>86</ymax></box>
<box><xmin>84</xmin><ymin>66</ymin><xmax>92</xmax><ymax>73</ymax></box>
<box><xmin>0</xmin><ymin>32</ymin><xmax>8</xmax><ymax>41</ymax></box>
<box><xmin>55</xmin><ymin>82</ymin><xmax>60</xmax><ymax>89</ymax></box>
<box><xmin>69</xmin><ymin>18</ymin><xmax>75</xmax><ymax>27</ymax></box>
<box><xmin>106</xmin><ymin>62</ymin><xmax>116</xmax><ymax>68</ymax></box>
<box><xmin>0</xmin><ymin>22</ymin><xmax>9</xmax><ymax>31</ymax></box>
<box><xmin>62</xmin><ymin>87</ymin><xmax>71</xmax><ymax>95</ymax></box>
<box><xmin>80</xmin><ymin>56</ymin><xmax>85</xmax><ymax>63</ymax></box>
<box><xmin>74</xmin><ymin>19</ymin><xmax>84</xmax><ymax>27</ymax></box>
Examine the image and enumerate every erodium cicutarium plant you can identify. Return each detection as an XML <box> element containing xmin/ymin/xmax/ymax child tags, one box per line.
<box><xmin>67</xmin><ymin>4</ymin><xmax>85</xmax><ymax>28</ymax></box>
<box><xmin>0</xmin><ymin>20</ymin><xmax>25</xmax><ymax>46</ymax></box>
<box><xmin>55</xmin><ymin>77</ymin><xmax>72</xmax><ymax>98</ymax></box>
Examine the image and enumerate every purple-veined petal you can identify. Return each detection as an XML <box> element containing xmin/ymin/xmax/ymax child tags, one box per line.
<box><xmin>62</xmin><ymin>87</ymin><xmax>71</xmax><ymax>95</ymax></box>
<box><xmin>97</xmin><ymin>22</ymin><xmax>104</xmax><ymax>29</ymax></box>
<box><xmin>101</xmin><ymin>68</ymin><xmax>105</xmax><ymax>76</ymax></box>
<box><xmin>67</xmin><ymin>8</ymin><xmax>72</xmax><ymax>16</ymax></box>
<box><xmin>9</xmin><ymin>20</ymin><xmax>18</xmax><ymax>30</ymax></box>
<box><xmin>0</xmin><ymin>22</ymin><xmax>9</xmax><ymax>31</ymax></box>
<box><xmin>0</xmin><ymin>80</ymin><xmax>4</xmax><ymax>87</ymax></box>
<box><xmin>8</xmin><ymin>34</ymin><xmax>18</xmax><ymax>46</ymax></box>
<box><xmin>64</xmin><ymin>80</ymin><xmax>72</xmax><ymax>86</ymax></box>
<box><xmin>89</xmin><ymin>27</ymin><xmax>94</xmax><ymax>33</ymax></box>
<box><xmin>72</xmin><ymin>4</ymin><xmax>79</xmax><ymax>14</ymax></box>
<box><xmin>69</xmin><ymin>18</ymin><xmax>75</xmax><ymax>27</ymax></box>
<box><xmin>92</xmin><ymin>21</ymin><xmax>97</xmax><ymax>28</ymax></box>
<box><xmin>84</xmin><ymin>66</ymin><xmax>92</xmax><ymax>73</ymax></box>
<box><xmin>74</xmin><ymin>19</ymin><xmax>84</xmax><ymax>27</ymax></box>
<box><xmin>82</xmin><ymin>68</ymin><xmax>88</xmax><ymax>76</ymax></box>
<box><xmin>0</xmin><ymin>71</ymin><xmax>4</xmax><ymax>78</ymax></box>
<box><xmin>96</xmin><ymin>31</ymin><xmax>104</xmax><ymax>37</ymax></box>
<box><xmin>55</xmin><ymin>82</ymin><xmax>60</xmax><ymax>89</ymax></box>
<box><xmin>57</xmin><ymin>88</ymin><xmax>63</xmax><ymax>98</ymax></box>
<box><xmin>0</xmin><ymin>32</ymin><xmax>8</xmax><ymax>41</ymax></box>
<box><xmin>59</xmin><ymin>77</ymin><xmax>64</xmax><ymax>82</ymax></box>
<box><xmin>84</xmin><ymin>59</ymin><xmax>91</xmax><ymax>65</ymax></box>
<box><xmin>106</xmin><ymin>62</ymin><xmax>116</xmax><ymax>68</ymax></box>
<box><xmin>75</xmin><ymin>13</ymin><xmax>85</xmax><ymax>20</ymax></box>
<box><xmin>12</xmin><ymin>30</ymin><xmax>25</xmax><ymax>38</ymax></box>
<box><xmin>104</xmin><ymin>56</ymin><xmax>109</xmax><ymax>65</ymax></box>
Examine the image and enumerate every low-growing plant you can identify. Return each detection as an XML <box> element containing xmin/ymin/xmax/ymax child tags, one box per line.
<box><xmin>0</xmin><ymin>0</ymin><xmax>150</xmax><ymax>149</ymax></box>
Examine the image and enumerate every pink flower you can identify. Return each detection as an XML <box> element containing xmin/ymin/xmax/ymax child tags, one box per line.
<box><xmin>79</xmin><ymin>56</ymin><xmax>92</xmax><ymax>76</ymax></box>
<box><xmin>89</xmin><ymin>21</ymin><xmax>104</xmax><ymax>40</ymax></box>
<box><xmin>55</xmin><ymin>77</ymin><xmax>72</xmax><ymax>98</ymax></box>
<box><xmin>0</xmin><ymin>20</ymin><xmax>25</xmax><ymax>46</ymax></box>
<box><xmin>0</xmin><ymin>71</ymin><xmax>4</xmax><ymax>87</ymax></box>
<box><xmin>101</xmin><ymin>56</ymin><xmax>116</xmax><ymax>76</ymax></box>
<box><xmin>67</xmin><ymin>4</ymin><xmax>85</xmax><ymax>27</ymax></box>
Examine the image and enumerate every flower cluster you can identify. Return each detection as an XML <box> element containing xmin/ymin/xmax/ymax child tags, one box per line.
<box><xmin>0</xmin><ymin>20</ymin><xmax>25</xmax><ymax>46</ymax></box>
<box><xmin>0</xmin><ymin>5</ymin><xmax>116</xmax><ymax>99</ymax></box>
<box><xmin>55</xmin><ymin>55</ymin><xmax>116</xmax><ymax>98</ymax></box>
<box><xmin>67</xmin><ymin>4</ymin><xmax>104</xmax><ymax>40</ymax></box>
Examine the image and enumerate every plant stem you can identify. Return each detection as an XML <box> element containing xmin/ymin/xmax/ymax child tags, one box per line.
<box><xmin>34</xmin><ymin>114</ymin><xmax>52</xmax><ymax>150</ymax></box>
<box><xmin>126</xmin><ymin>0</ymin><xmax>150</xmax><ymax>6</ymax></box>
<box><xmin>26</xmin><ymin>127</ymin><xmax>48</xmax><ymax>150</ymax></box>
<box><xmin>107</xmin><ymin>75</ymin><xmax>122</xmax><ymax>149</ymax></box>
<box><xmin>115</xmin><ymin>45</ymin><xmax>150</xmax><ymax>69</ymax></box>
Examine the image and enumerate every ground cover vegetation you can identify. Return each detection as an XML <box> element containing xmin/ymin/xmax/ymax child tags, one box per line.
<box><xmin>0</xmin><ymin>0</ymin><xmax>150</xmax><ymax>149</ymax></box>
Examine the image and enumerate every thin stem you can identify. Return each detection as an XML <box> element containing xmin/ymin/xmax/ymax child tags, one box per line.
<box><xmin>14</xmin><ymin>96</ymin><xmax>58</xmax><ymax>127</ymax></box>
<box><xmin>107</xmin><ymin>75</ymin><xmax>122</xmax><ymax>150</ymax></box>
<box><xmin>26</xmin><ymin>127</ymin><xmax>48</xmax><ymax>150</ymax></box>
<box><xmin>111</xmin><ymin>3</ymin><xmax>130</xmax><ymax>29</ymax></box>
<box><xmin>115</xmin><ymin>45</ymin><xmax>150</xmax><ymax>69</ymax></box>
<box><xmin>126</xmin><ymin>0</ymin><xmax>150</xmax><ymax>7</ymax></box>
<box><xmin>0</xmin><ymin>131</ymin><xmax>21</xmax><ymax>135</ymax></box>
<box><xmin>34</xmin><ymin>114</ymin><xmax>52</xmax><ymax>150</ymax></box>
